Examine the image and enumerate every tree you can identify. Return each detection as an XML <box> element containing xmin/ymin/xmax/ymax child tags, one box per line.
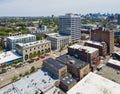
<box><xmin>30</xmin><ymin>66</ymin><xmax>36</xmax><ymax>73</ymax></box>
<box><xmin>13</xmin><ymin>60</ymin><xmax>19</xmax><ymax>64</ymax></box>
<box><xmin>29</xmin><ymin>53</ymin><xmax>33</xmax><ymax>59</ymax></box>
<box><xmin>114</xmin><ymin>38</ymin><xmax>119</xmax><ymax>44</ymax></box>
<box><xmin>0</xmin><ymin>46</ymin><xmax>3</xmax><ymax>51</ymax></box>
<box><xmin>24</xmin><ymin>71</ymin><xmax>29</xmax><ymax>76</ymax></box>
<box><xmin>33</xmin><ymin>51</ymin><xmax>37</xmax><ymax>57</ymax></box>
<box><xmin>12</xmin><ymin>75</ymin><xmax>18</xmax><ymax>82</ymax></box>
<box><xmin>68</xmin><ymin>42</ymin><xmax>74</xmax><ymax>46</ymax></box>
<box><xmin>45</xmin><ymin>49</ymin><xmax>50</xmax><ymax>53</ymax></box>
<box><xmin>38</xmin><ymin>51</ymin><xmax>41</xmax><ymax>57</ymax></box>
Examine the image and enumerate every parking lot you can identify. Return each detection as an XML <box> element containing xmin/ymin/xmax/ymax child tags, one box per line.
<box><xmin>96</xmin><ymin>65</ymin><xmax>120</xmax><ymax>84</ymax></box>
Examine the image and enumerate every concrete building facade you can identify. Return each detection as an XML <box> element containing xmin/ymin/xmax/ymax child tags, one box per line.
<box><xmin>68</xmin><ymin>44</ymin><xmax>100</xmax><ymax>71</ymax></box>
<box><xmin>90</xmin><ymin>27</ymin><xmax>114</xmax><ymax>54</ymax></box>
<box><xmin>58</xmin><ymin>13</ymin><xmax>81</xmax><ymax>42</ymax></box>
<box><xmin>85</xmin><ymin>40</ymin><xmax>107</xmax><ymax>56</ymax></box>
<box><xmin>7</xmin><ymin>34</ymin><xmax>36</xmax><ymax>50</ymax></box>
<box><xmin>46</xmin><ymin>33</ymin><xmax>71</xmax><ymax>50</ymax></box>
<box><xmin>16</xmin><ymin>40</ymin><xmax>51</xmax><ymax>61</ymax></box>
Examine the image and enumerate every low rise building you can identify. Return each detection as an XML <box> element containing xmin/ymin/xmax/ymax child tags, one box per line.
<box><xmin>112</xmin><ymin>51</ymin><xmax>120</xmax><ymax>60</ymax></box>
<box><xmin>7</xmin><ymin>34</ymin><xmax>36</xmax><ymax>50</ymax></box>
<box><xmin>0</xmin><ymin>69</ymin><xmax>59</xmax><ymax>94</ymax></box>
<box><xmin>67</xmin><ymin>72</ymin><xmax>120</xmax><ymax>94</ymax></box>
<box><xmin>43</xmin><ymin>58</ymin><xmax>68</xmax><ymax>79</ymax></box>
<box><xmin>85</xmin><ymin>40</ymin><xmax>107</xmax><ymax>56</ymax></box>
<box><xmin>0</xmin><ymin>51</ymin><xmax>22</xmax><ymax>66</ymax></box>
<box><xmin>46</xmin><ymin>33</ymin><xmax>71</xmax><ymax>50</ymax></box>
<box><xmin>68</xmin><ymin>44</ymin><xmax>100</xmax><ymax>71</ymax></box>
<box><xmin>60</xmin><ymin>75</ymin><xmax>77</xmax><ymax>92</ymax></box>
<box><xmin>16</xmin><ymin>40</ymin><xmax>51</xmax><ymax>61</ymax></box>
<box><xmin>107</xmin><ymin>59</ymin><xmax>120</xmax><ymax>70</ymax></box>
<box><xmin>57</xmin><ymin>54</ymin><xmax>90</xmax><ymax>80</ymax></box>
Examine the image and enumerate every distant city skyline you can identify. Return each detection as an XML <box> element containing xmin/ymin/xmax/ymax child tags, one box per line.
<box><xmin>0</xmin><ymin>0</ymin><xmax>119</xmax><ymax>16</ymax></box>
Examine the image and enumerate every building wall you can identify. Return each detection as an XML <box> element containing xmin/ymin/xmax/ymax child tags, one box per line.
<box><xmin>90</xmin><ymin>27</ymin><xmax>114</xmax><ymax>54</ymax></box>
<box><xmin>68</xmin><ymin>47</ymin><xmax>100</xmax><ymax>71</ymax></box>
<box><xmin>59</xmin><ymin>66</ymin><xmax>68</xmax><ymax>79</ymax></box>
<box><xmin>16</xmin><ymin>41</ymin><xmax>51</xmax><ymax>61</ymax></box>
<box><xmin>85</xmin><ymin>42</ymin><xmax>107</xmax><ymax>56</ymax></box>
<box><xmin>80</xmin><ymin>64</ymin><xmax>90</xmax><ymax>79</ymax></box>
<box><xmin>60</xmin><ymin>80</ymin><xmax>76</xmax><ymax>92</ymax></box>
<box><xmin>107</xmin><ymin>63</ymin><xmax>120</xmax><ymax>70</ymax></box>
<box><xmin>67</xmin><ymin>63</ymin><xmax>90</xmax><ymax>80</ymax></box>
<box><xmin>59</xmin><ymin>14</ymin><xmax>81</xmax><ymax>42</ymax></box>
<box><xmin>47</xmin><ymin>35</ymin><xmax>70</xmax><ymax>50</ymax></box>
<box><xmin>43</xmin><ymin>62</ymin><xmax>67</xmax><ymax>79</ymax></box>
<box><xmin>7</xmin><ymin>35</ymin><xmax>36</xmax><ymax>50</ymax></box>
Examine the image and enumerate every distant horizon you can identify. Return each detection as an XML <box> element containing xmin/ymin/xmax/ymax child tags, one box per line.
<box><xmin>0</xmin><ymin>0</ymin><xmax>119</xmax><ymax>16</ymax></box>
<box><xmin>0</xmin><ymin>12</ymin><xmax>119</xmax><ymax>17</ymax></box>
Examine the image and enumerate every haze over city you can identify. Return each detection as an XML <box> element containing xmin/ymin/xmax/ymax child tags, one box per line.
<box><xmin>0</xmin><ymin>0</ymin><xmax>120</xmax><ymax>94</ymax></box>
<box><xmin>0</xmin><ymin>0</ymin><xmax>119</xmax><ymax>16</ymax></box>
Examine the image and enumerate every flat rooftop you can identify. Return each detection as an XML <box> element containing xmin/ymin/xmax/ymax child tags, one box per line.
<box><xmin>45</xmin><ymin>86</ymin><xmax>61</xmax><ymax>94</ymax></box>
<box><xmin>108</xmin><ymin>59</ymin><xmax>120</xmax><ymax>67</ymax></box>
<box><xmin>0</xmin><ymin>69</ymin><xmax>58</xmax><ymax>94</ymax></box>
<box><xmin>97</xmin><ymin>65</ymin><xmax>120</xmax><ymax>84</ymax></box>
<box><xmin>57</xmin><ymin>54</ymin><xmax>88</xmax><ymax>69</ymax></box>
<box><xmin>46</xmin><ymin>33</ymin><xmax>70</xmax><ymax>39</ymax></box>
<box><xmin>69</xmin><ymin>44</ymin><xmax>98</xmax><ymax>53</ymax></box>
<box><xmin>16</xmin><ymin>40</ymin><xmax>50</xmax><ymax>49</ymax></box>
<box><xmin>61</xmin><ymin>75</ymin><xmax>76</xmax><ymax>87</ymax></box>
<box><xmin>67</xmin><ymin>72</ymin><xmax>120</xmax><ymax>94</ymax></box>
<box><xmin>0</xmin><ymin>51</ymin><xmax>22</xmax><ymax>64</ymax></box>
<box><xmin>7</xmin><ymin>34</ymin><xmax>35</xmax><ymax>40</ymax></box>
<box><xmin>86</xmin><ymin>40</ymin><xmax>104</xmax><ymax>46</ymax></box>
<box><xmin>113</xmin><ymin>51</ymin><xmax>120</xmax><ymax>56</ymax></box>
<box><xmin>43</xmin><ymin>58</ymin><xmax>66</xmax><ymax>71</ymax></box>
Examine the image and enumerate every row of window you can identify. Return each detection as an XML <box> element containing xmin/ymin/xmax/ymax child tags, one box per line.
<box><xmin>25</xmin><ymin>44</ymin><xmax>50</xmax><ymax>52</ymax></box>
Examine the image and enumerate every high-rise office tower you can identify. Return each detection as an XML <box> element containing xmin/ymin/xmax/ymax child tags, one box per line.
<box><xmin>58</xmin><ymin>13</ymin><xmax>81</xmax><ymax>42</ymax></box>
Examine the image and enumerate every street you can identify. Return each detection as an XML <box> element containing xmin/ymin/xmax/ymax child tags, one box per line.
<box><xmin>0</xmin><ymin>49</ymin><xmax>68</xmax><ymax>88</ymax></box>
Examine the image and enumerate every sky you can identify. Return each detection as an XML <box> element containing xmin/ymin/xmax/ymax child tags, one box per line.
<box><xmin>0</xmin><ymin>0</ymin><xmax>119</xmax><ymax>16</ymax></box>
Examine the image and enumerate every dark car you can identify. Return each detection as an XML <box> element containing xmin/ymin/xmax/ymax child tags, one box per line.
<box><xmin>28</xmin><ymin>59</ymin><xmax>34</xmax><ymax>63</ymax></box>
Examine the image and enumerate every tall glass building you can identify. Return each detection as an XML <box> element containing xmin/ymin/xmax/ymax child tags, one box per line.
<box><xmin>58</xmin><ymin>13</ymin><xmax>81</xmax><ymax>42</ymax></box>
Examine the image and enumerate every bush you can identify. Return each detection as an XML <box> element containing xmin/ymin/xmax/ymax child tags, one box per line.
<box><xmin>12</xmin><ymin>75</ymin><xmax>18</xmax><ymax>82</ymax></box>
<box><xmin>24</xmin><ymin>71</ymin><xmax>30</xmax><ymax>76</ymax></box>
<box><xmin>30</xmin><ymin>66</ymin><xmax>36</xmax><ymax>73</ymax></box>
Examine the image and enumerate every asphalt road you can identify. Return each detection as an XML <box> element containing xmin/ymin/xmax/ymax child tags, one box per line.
<box><xmin>0</xmin><ymin>49</ymin><xmax>68</xmax><ymax>88</ymax></box>
<box><xmin>0</xmin><ymin>56</ymin><xmax>50</xmax><ymax>88</ymax></box>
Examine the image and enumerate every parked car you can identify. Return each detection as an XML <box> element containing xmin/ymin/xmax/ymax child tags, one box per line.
<box><xmin>1</xmin><ymin>69</ymin><xmax>7</xmax><ymax>73</ymax></box>
<box><xmin>35</xmin><ymin>58</ymin><xmax>40</xmax><ymax>61</ymax></box>
<box><xmin>40</xmin><ymin>56</ymin><xmax>45</xmax><ymax>59</ymax></box>
<box><xmin>28</xmin><ymin>59</ymin><xmax>34</xmax><ymax>63</ymax></box>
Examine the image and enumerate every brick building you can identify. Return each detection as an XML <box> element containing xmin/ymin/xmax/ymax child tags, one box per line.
<box><xmin>57</xmin><ymin>54</ymin><xmax>90</xmax><ymax>81</ymax></box>
<box><xmin>43</xmin><ymin>58</ymin><xmax>67</xmax><ymax>79</ymax></box>
<box><xmin>60</xmin><ymin>75</ymin><xmax>77</xmax><ymax>92</ymax></box>
<box><xmin>85</xmin><ymin>40</ymin><xmax>107</xmax><ymax>56</ymax></box>
<box><xmin>68</xmin><ymin>44</ymin><xmax>100</xmax><ymax>71</ymax></box>
<box><xmin>90</xmin><ymin>27</ymin><xmax>114</xmax><ymax>54</ymax></box>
